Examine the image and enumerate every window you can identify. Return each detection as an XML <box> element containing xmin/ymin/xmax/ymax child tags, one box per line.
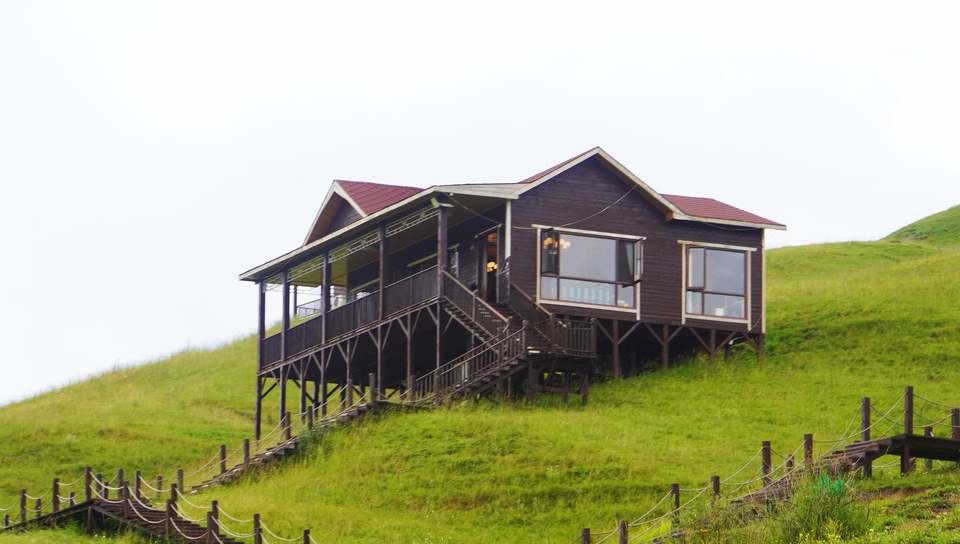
<box><xmin>685</xmin><ymin>246</ymin><xmax>746</xmax><ymax>319</ymax></box>
<box><xmin>539</xmin><ymin>230</ymin><xmax>640</xmax><ymax>308</ymax></box>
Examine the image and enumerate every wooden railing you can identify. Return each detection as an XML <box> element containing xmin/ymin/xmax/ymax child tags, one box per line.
<box><xmin>327</xmin><ymin>294</ymin><xmax>379</xmax><ymax>340</ymax></box>
<box><xmin>508</xmin><ymin>284</ymin><xmax>596</xmax><ymax>357</ymax></box>
<box><xmin>441</xmin><ymin>271</ymin><xmax>510</xmax><ymax>337</ymax></box>
<box><xmin>295</xmin><ymin>298</ymin><xmax>323</xmax><ymax>318</ymax></box>
<box><xmin>414</xmin><ymin>328</ymin><xmax>527</xmax><ymax>403</ymax></box>
<box><xmin>285</xmin><ymin>315</ymin><xmax>323</xmax><ymax>359</ymax></box>
<box><xmin>260</xmin><ymin>334</ymin><xmax>281</xmax><ymax>369</ymax></box>
<box><xmin>384</xmin><ymin>266</ymin><xmax>438</xmax><ymax>317</ymax></box>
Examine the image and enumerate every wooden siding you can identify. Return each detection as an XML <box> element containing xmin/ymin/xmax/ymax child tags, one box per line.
<box><xmin>510</xmin><ymin>157</ymin><xmax>764</xmax><ymax>333</ymax></box>
<box><xmin>327</xmin><ymin>202</ymin><xmax>363</xmax><ymax>234</ymax></box>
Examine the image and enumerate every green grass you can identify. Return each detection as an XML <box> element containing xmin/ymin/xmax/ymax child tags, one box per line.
<box><xmin>885</xmin><ymin>204</ymin><xmax>960</xmax><ymax>247</ymax></box>
<box><xmin>2</xmin><ymin>208</ymin><xmax>960</xmax><ymax>543</ymax></box>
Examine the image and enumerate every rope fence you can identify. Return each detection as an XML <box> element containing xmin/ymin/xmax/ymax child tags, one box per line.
<box><xmin>575</xmin><ymin>385</ymin><xmax>960</xmax><ymax>543</ymax></box>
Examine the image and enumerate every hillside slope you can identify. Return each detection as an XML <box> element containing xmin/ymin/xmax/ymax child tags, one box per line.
<box><xmin>2</xmin><ymin>209</ymin><xmax>960</xmax><ymax>543</ymax></box>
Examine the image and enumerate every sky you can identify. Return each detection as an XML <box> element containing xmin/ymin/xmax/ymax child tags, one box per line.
<box><xmin>1</xmin><ymin>1</ymin><xmax>958</xmax><ymax>406</ymax></box>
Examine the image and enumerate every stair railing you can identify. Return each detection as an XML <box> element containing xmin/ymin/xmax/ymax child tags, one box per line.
<box><xmin>441</xmin><ymin>271</ymin><xmax>511</xmax><ymax>337</ymax></box>
<box><xmin>415</xmin><ymin>327</ymin><xmax>527</xmax><ymax>404</ymax></box>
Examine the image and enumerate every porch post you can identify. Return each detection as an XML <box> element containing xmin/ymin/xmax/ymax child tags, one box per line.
<box><xmin>281</xmin><ymin>269</ymin><xmax>290</xmax><ymax>362</ymax></box>
<box><xmin>322</xmin><ymin>250</ymin><xmax>330</xmax><ymax>344</ymax></box>
<box><xmin>435</xmin><ymin>205</ymin><xmax>448</xmax><ymax>405</ymax></box>
<box><xmin>257</xmin><ymin>281</ymin><xmax>265</xmax><ymax>369</ymax></box>
<box><xmin>279</xmin><ymin>368</ymin><xmax>287</xmax><ymax>425</ymax></box>
<box><xmin>612</xmin><ymin>320</ymin><xmax>620</xmax><ymax>379</ymax></box>
<box><xmin>255</xmin><ymin>376</ymin><xmax>262</xmax><ymax>440</ymax></box>
<box><xmin>379</xmin><ymin>223</ymin><xmax>388</xmax><ymax>320</ymax></box>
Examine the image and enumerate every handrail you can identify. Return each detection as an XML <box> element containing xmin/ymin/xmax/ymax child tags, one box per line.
<box><xmin>510</xmin><ymin>283</ymin><xmax>554</xmax><ymax>323</ymax></box>
<box><xmin>441</xmin><ymin>270</ymin><xmax>511</xmax><ymax>325</ymax></box>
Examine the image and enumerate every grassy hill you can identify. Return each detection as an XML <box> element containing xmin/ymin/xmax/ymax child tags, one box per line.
<box><xmin>2</xmin><ymin>208</ymin><xmax>960</xmax><ymax>543</ymax></box>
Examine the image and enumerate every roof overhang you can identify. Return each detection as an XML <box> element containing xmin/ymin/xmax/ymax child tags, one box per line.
<box><xmin>666</xmin><ymin>211</ymin><xmax>787</xmax><ymax>231</ymax></box>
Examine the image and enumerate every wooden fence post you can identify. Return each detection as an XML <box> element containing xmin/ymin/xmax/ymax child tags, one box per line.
<box><xmin>170</xmin><ymin>483</ymin><xmax>178</xmax><ymax>506</ymax></box>
<box><xmin>206</xmin><ymin>510</ymin><xmax>215</xmax><ymax>544</ymax></box>
<box><xmin>581</xmin><ymin>527</ymin><xmax>590</xmax><ymax>544</ymax></box>
<box><xmin>284</xmin><ymin>411</ymin><xmax>292</xmax><ymax>440</ymax></box>
<box><xmin>670</xmin><ymin>483</ymin><xmax>680</xmax><ymax>526</ymax></box>
<box><xmin>3</xmin><ymin>514</ymin><xmax>8</xmax><ymax>528</ymax></box>
<box><xmin>244</xmin><ymin>439</ymin><xmax>251</xmax><ymax>471</ymax></box>
<box><xmin>925</xmin><ymin>426</ymin><xmax>933</xmax><ymax>470</ymax></box>
<box><xmin>84</xmin><ymin>467</ymin><xmax>92</xmax><ymax>502</ymax></box>
<box><xmin>177</xmin><ymin>469</ymin><xmax>184</xmax><ymax>493</ymax></box>
<box><xmin>87</xmin><ymin>503</ymin><xmax>94</xmax><ymax>535</ymax></box>
<box><xmin>35</xmin><ymin>498</ymin><xmax>41</xmax><ymax>521</ymax></box>
<box><xmin>96</xmin><ymin>474</ymin><xmax>104</xmax><ymax>499</ymax></box>
<box><xmin>952</xmin><ymin>408</ymin><xmax>960</xmax><ymax>441</ymax></box>
<box><xmin>307</xmin><ymin>408</ymin><xmax>314</xmax><ymax>431</ymax></box>
<box><xmin>134</xmin><ymin>470</ymin><xmax>141</xmax><ymax>500</ymax></box>
<box><xmin>122</xmin><ymin>481</ymin><xmax>131</xmax><ymax>519</ymax></box>
<box><xmin>369</xmin><ymin>373</ymin><xmax>377</xmax><ymax>403</ymax></box>
<box><xmin>69</xmin><ymin>492</ymin><xmax>75</xmax><ymax>507</ymax></box>
<box><xmin>762</xmin><ymin>441</ymin><xmax>772</xmax><ymax>486</ymax></box>
<box><xmin>303</xmin><ymin>529</ymin><xmax>310</xmax><ymax>544</ymax></box>
<box><xmin>116</xmin><ymin>469</ymin><xmax>124</xmax><ymax>494</ymax></box>
<box><xmin>52</xmin><ymin>478</ymin><xmax>59</xmax><ymax>513</ymax></box>
<box><xmin>220</xmin><ymin>445</ymin><xmax>227</xmax><ymax>475</ymax></box>
<box><xmin>804</xmin><ymin>434</ymin><xmax>813</xmax><ymax>466</ymax></box>
<box><xmin>711</xmin><ymin>476</ymin><xmax>720</xmax><ymax>506</ymax></box>
<box><xmin>862</xmin><ymin>397</ymin><xmax>872</xmax><ymax>477</ymax></box>
<box><xmin>165</xmin><ymin>499</ymin><xmax>173</xmax><ymax>540</ymax></box>
<box><xmin>618</xmin><ymin>519</ymin><xmax>628</xmax><ymax>544</ymax></box>
<box><xmin>19</xmin><ymin>490</ymin><xmax>26</xmax><ymax>525</ymax></box>
<box><xmin>254</xmin><ymin>513</ymin><xmax>262</xmax><ymax>544</ymax></box>
<box><xmin>904</xmin><ymin>386</ymin><xmax>914</xmax><ymax>435</ymax></box>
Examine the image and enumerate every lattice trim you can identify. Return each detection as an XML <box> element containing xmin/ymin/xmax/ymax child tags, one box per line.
<box><xmin>330</xmin><ymin>230</ymin><xmax>381</xmax><ymax>263</ymax></box>
<box><xmin>387</xmin><ymin>206</ymin><xmax>438</xmax><ymax>237</ymax></box>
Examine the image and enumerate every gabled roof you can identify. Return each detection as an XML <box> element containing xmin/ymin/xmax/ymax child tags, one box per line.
<box><xmin>304</xmin><ymin>180</ymin><xmax>421</xmax><ymax>244</ymax></box>
<box><xmin>661</xmin><ymin>194</ymin><xmax>785</xmax><ymax>229</ymax></box>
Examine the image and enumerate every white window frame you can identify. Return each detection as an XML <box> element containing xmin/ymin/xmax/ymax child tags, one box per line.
<box><xmin>678</xmin><ymin>240</ymin><xmax>754</xmax><ymax>324</ymax></box>
<box><xmin>536</xmin><ymin>227</ymin><xmax>644</xmax><ymax>317</ymax></box>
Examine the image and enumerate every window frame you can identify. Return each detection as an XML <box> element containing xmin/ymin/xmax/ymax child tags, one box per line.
<box><xmin>679</xmin><ymin>240</ymin><xmax>755</xmax><ymax>324</ymax></box>
<box><xmin>535</xmin><ymin>226</ymin><xmax>644</xmax><ymax>313</ymax></box>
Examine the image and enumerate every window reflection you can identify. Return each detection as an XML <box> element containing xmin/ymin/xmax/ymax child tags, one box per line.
<box><xmin>540</xmin><ymin>230</ymin><xmax>639</xmax><ymax>309</ymax></box>
<box><xmin>685</xmin><ymin>247</ymin><xmax>746</xmax><ymax>319</ymax></box>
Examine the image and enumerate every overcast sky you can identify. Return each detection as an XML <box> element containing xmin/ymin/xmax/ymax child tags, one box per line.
<box><xmin>1</xmin><ymin>1</ymin><xmax>958</xmax><ymax>406</ymax></box>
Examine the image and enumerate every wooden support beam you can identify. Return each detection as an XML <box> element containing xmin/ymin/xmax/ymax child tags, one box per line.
<box><xmin>322</xmin><ymin>250</ymin><xmax>331</xmax><ymax>344</ymax></box>
<box><xmin>278</xmin><ymin>367</ymin><xmax>287</xmax><ymax>424</ymax></box>
<box><xmin>661</xmin><ymin>324</ymin><xmax>669</xmax><ymax>370</ymax></box>
<box><xmin>299</xmin><ymin>360</ymin><xmax>307</xmax><ymax>416</ymax></box>
<box><xmin>612</xmin><ymin>319</ymin><xmax>620</xmax><ymax>378</ymax></box>
<box><xmin>257</xmin><ymin>281</ymin><xmax>265</xmax><ymax>370</ymax></box>
<box><xmin>380</xmin><ymin>223</ymin><xmax>389</xmax><ymax>320</ymax></box>
<box><xmin>862</xmin><ymin>397</ymin><xmax>872</xmax><ymax>478</ymax></box>
<box><xmin>281</xmin><ymin>269</ymin><xmax>290</xmax><ymax>362</ymax></box>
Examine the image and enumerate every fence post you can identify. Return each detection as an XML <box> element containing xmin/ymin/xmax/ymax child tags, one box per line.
<box><xmin>244</xmin><ymin>439</ymin><xmax>251</xmax><ymax>471</ymax></box>
<box><xmin>84</xmin><ymin>467</ymin><xmax>92</xmax><ymax>502</ymax></box>
<box><xmin>116</xmin><ymin>469</ymin><xmax>124</xmax><ymax>494</ymax></box>
<box><xmin>170</xmin><ymin>483</ymin><xmax>178</xmax><ymax>506</ymax></box>
<box><xmin>804</xmin><ymin>434</ymin><xmax>813</xmax><ymax>466</ymax></box>
<box><xmin>96</xmin><ymin>474</ymin><xmax>104</xmax><ymax>499</ymax></box>
<box><xmin>211</xmin><ymin>500</ymin><xmax>218</xmax><ymax>523</ymax></box>
<box><xmin>165</xmin><ymin>499</ymin><xmax>173</xmax><ymax>540</ymax></box>
<box><xmin>19</xmin><ymin>489</ymin><xmax>26</xmax><ymax>524</ymax></box>
<box><xmin>178</xmin><ymin>469</ymin><xmax>184</xmax><ymax>492</ymax></box>
<box><xmin>206</xmin><ymin>510</ymin><xmax>215</xmax><ymax>544</ymax></box>
<box><xmin>35</xmin><ymin>498</ymin><xmax>41</xmax><ymax>521</ymax></box>
<box><xmin>69</xmin><ymin>492</ymin><xmax>75</xmax><ymax>507</ymax></box>
<box><xmin>618</xmin><ymin>519</ymin><xmax>628</xmax><ymax>544</ymax></box>
<box><xmin>670</xmin><ymin>483</ymin><xmax>680</xmax><ymax>526</ymax></box>
<box><xmin>122</xmin><ymin>481</ymin><xmax>131</xmax><ymax>519</ymax></box>
<box><xmin>3</xmin><ymin>514</ymin><xmax>7</xmax><ymax>528</ymax></box>
<box><xmin>307</xmin><ymin>407</ymin><xmax>314</xmax><ymax>431</ymax></box>
<box><xmin>581</xmin><ymin>527</ymin><xmax>590</xmax><ymax>544</ymax></box>
<box><xmin>924</xmin><ymin>426</ymin><xmax>933</xmax><ymax>470</ymax></box>
<box><xmin>711</xmin><ymin>476</ymin><xmax>720</xmax><ymax>506</ymax></box>
<box><xmin>254</xmin><ymin>513</ymin><xmax>262</xmax><ymax>544</ymax></box>
<box><xmin>762</xmin><ymin>441</ymin><xmax>772</xmax><ymax>486</ymax></box>
<box><xmin>220</xmin><ymin>445</ymin><xmax>227</xmax><ymax>475</ymax></box>
<box><xmin>303</xmin><ymin>529</ymin><xmax>311</xmax><ymax>544</ymax></box>
<box><xmin>285</xmin><ymin>411</ymin><xmax>292</xmax><ymax>440</ymax></box>
<box><xmin>369</xmin><ymin>373</ymin><xmax>377</xmax><ymax>403</ymax></box>
<box><xmin>52</xmin><ymin>478</ymin><xmax>59</xmax><ymax>513</ymax></box>
<box><xmin>861</xmin><ymin>397</ymin><xmax>872</xmax><ymax>477</ymax></box>
<box><xmin>134</xmin><ymin>470</ymin><xmax>141</xmax><ymax>500</ymax></box>
<box><xmin>904</xmin><ymin>385</ymin><xmax>914</xmax><ymax>435</ymax></box>
<box><xmin>952</xmin><ymin>408</ymin><xmax>960</xmax><ymax>441</ymax></box>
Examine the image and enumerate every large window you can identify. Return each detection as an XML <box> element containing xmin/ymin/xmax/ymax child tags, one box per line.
<box><xmin>539</xmin><ymin>230</ymin><xmax>640</xmax><ymax>308</ymax></box>
<box><xmin>685</xmin><ymin>246</ymin><xmax>746</xmax><ymax>319</ymax></box>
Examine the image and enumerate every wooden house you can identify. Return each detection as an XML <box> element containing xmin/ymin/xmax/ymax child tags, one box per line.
<box><xmin>239</xmin><ymin>148</ymin><xmax>785</xmax><ymax>437</ymax></box>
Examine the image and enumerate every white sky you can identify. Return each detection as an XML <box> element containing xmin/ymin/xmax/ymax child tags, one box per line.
<box><xmin>1</xmin><ymin>1</ymin><xmax>958</xmax><ymax>406</ymax></box>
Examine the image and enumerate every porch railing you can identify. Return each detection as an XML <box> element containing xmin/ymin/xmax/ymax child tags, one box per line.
<box><xmin>261</xmin><ymin>334</ymin><xmax>282</xmax><ymax>369</ymax></box>
<box><xmin>384</xmin><ymin>266</ymin><xmax>438</xmax><ymax>317</ymax></box>
<box><xmin>285</xmin><ymin>314</ymin><xmax>323</xmax><ymax>359</ymax></box>
<box><xmin>295</xmin><ymin>298</ymin><xmax>323</xmax><ymax>318</ymax></box>
<box><xmin>327</xmin><ymin>293</ymin><xmax>379</xmax><ymax>340</ymax></box>
<box><xmin>441</xmin><ymin>270</ymin><xmax>510</xmax><ymax>337</ymax></box>
<box><xmin>414</xmin><ymin>327</ymin><xmax>527</xmax><ymax>403</ymax></box>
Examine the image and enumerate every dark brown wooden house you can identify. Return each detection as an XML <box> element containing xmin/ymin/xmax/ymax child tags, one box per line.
<box><xmin>239</xmin><ymin>148</ymin><xmax>785</xmax><ymax>436</ymax></box>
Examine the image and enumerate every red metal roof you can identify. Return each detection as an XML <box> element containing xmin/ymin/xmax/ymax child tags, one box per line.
<box><xmin>336</xmin><ymin>180</ymin><xmax>423</xmax><ymax>215</ymax></box>
<box><xmin>661</xmin><ymin>194</ymin><xmax>785</xmax><ymax>228</ymax></box>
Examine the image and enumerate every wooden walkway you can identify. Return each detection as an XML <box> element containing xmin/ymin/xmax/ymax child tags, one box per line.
<box><xmin>824</xmin><ymin>433</ymin><xmax>960</xmax><ymax>475</ymax></box>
